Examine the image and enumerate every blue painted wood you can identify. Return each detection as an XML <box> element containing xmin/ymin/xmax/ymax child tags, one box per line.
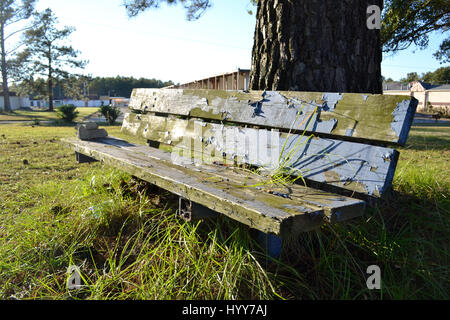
<box><xmin>257</xmin><ymin>231</ymin><xmax>283</xmax><ymax>259</ymax></box>
<box><xmin>128</xmin><ymin>88</ymin><xmax>418</xmax><ymax>146</ymax></box>
<box><xmin>123</xmin><ymin>113</ymin><xmax>399</xmax><ymax>197</ymax></box>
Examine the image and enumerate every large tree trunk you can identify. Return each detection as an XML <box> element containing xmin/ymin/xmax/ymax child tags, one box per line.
<box><xmin>48</xmin><ymin>76</ymin><xmax>54</xmax><ymax>111</ymax></box>
<box><xmin>249</xmin><ymin>0</ymin><xmax>383</xmax><ymax>94</ymax></box>
<box><xmin>0</xmin><ymin>22</ymin><xmax>11</xmax><ymax>112</ymax></box>
<box><xmin>48</xmin><ymin>55</ymin><xmax>54</xmax><ymax>111</ymax></box>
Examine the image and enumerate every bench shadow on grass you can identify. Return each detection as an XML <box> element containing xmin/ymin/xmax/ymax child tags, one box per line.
<box><xmin>405</xmin><ymin>136</ymin><xmax>450</xmax><ymax>151</ymax></box>
<box><xmin>65</xmin><ymin>171</ymin><xmax>448</xmax><ymax>299</ymax></box>
<box><xmin>55</xmin><ymin>121</ymin><xmax>448</xmax><ymax>298</ymax></box>
<box><xmin>403</xmin><ymin>123</ymin><xmax>450</xmax><ymax>151</ymax></box>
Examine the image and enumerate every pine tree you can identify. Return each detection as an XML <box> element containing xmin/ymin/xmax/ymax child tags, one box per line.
<box><xmin>19</xmin><ymin>8</ymin><xmax>87</xmax><ymax>111</ymax></box>
<box><xmin>0</xmin><ymin>0</ymin><xmax>35</xmax><ymax>112</ymax></box>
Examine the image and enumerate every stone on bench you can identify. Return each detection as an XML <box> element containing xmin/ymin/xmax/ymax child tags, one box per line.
<box><xmin>76</xmin><ymin>122</ymin><xmax>108</xmax><ymax>140</ymax></box>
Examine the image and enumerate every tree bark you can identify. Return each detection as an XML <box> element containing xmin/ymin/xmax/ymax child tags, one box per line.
<box><xmin>48</xmin><ymin>74</ymin><xmax>53</xmax><ymax>111</ymax></box>
<box><xmin>0</xmin><ymin>22</ymin><xmax>11</xmax><ymax>112</ymax></box>
<box><xmin>249</xmin><ymin>0</ymin><xmax>383</xmax><ymax>94</ymax></box>
<box><xmin>48</xmin><ymin>47</ymin><xmax>53</xmax><ymax>111</ymax></box>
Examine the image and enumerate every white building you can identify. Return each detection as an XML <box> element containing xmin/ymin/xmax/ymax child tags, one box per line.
<box><xmin>30</xmin><ymin>98</ymin><xmax>110</xmax><ymax>108</ymax></box>
<box><xmin>0</xmin><ymin>93</ymin><xmax>30</xmax><ymax>111</ymax></box>
<box><xmin>30</xmin><ymin>96</ymin><xmax>130</xmax><ymax>108</ymax></box>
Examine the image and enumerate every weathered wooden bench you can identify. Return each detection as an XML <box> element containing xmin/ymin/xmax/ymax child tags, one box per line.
<box><xmin>62</xmin><ymin>89</ymin><xmax>417</xmax><ymax>254</ymax></box>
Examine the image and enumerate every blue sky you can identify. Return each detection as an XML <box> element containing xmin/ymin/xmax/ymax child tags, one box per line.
<box><xmin>382</xmin><ymin>31</ymin><xmax>449</xmax><ymax>81</ymax></box>
<box><xmin>15</xmin><ymin>0</ymin><xmax>448</xmax><ymax>84</ymax></box>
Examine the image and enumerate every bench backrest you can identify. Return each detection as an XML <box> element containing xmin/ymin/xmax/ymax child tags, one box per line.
<box><xmin>122</xmin><ymin>89</ymin><xmax>417</xmax><ymax>198</ymax></box>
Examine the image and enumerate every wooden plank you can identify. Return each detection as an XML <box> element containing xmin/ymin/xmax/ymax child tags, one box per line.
<box><xmin>61</xmin><ymin>136</ymin><xmax>366</xmax><ymax>236</ymax></box>
<box><xmin>122</xmin><ymin>113</ymin><xmax>399</xmax><ymax>197</ymax></box>
<box><xmin>129</xmin><ymin>89</ymin><xmax>417</xmax><ymax>145</ymax></box>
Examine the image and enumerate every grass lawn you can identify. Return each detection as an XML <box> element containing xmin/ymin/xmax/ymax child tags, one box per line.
<box><xmin>0</xmin><ymin>122</ymin><xmax>448</xmax><ymax>299</ymax></box>
<box><xmin>0</xmin><ymin>107</ymin><xmax>99</xmax><ymax>122</ymax></box>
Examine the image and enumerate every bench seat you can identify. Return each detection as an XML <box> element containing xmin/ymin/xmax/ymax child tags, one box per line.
<box><xmin>63</xmin><ymin>136</ymin><xmax>365</xmax><ymax>237</ymax></box>
<box><xmin>61</xmin><ymin>88</ymin><xmax>417</xmax><ymax>241</ymax></box>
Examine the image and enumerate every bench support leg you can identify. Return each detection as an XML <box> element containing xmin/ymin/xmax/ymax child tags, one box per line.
<box><xmin>177</xmin><ymin>197</ymin><xmax>282</xmax><ymax>259</ymax></box>
<box><xmin>178</xmin><ymin>197</ymin><xmax>219</xmax><ymax>222</ymax></box>
<box><xmin>147</xmin><ymin>140</ymin><xmax>160</xmax><ymax>149</ymax></box>
<box><xmin>257</xmin><ymin>231</ymin><xmax>282</xmax><ymax>260</ymax></box>
<box><xmin>76</xmin><ymin>152</ymin><xmax>98</xmax><ymax>164</ymax></box>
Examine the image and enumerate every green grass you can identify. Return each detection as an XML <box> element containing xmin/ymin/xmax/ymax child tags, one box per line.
<box><xmin>0</xmin><ymin>108</ymin><xmax>99</xmax><ymax>122</ymax></box>
<box><xmin>0</xmin><ymin>122</ymin><xmax>448</xmax><ymax>300</ymax></box>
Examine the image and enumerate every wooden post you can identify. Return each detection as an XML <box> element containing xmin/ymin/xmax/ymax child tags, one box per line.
<box><xmin>257</xmin><ymin>230</ymin><xmax>282</xmax><ymax>260</ymax></box>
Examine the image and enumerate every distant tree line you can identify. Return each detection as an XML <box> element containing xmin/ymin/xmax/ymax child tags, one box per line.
<box><xmin>383</xmin><ymin>66</ymin><xmax>450</xmax><ymax>84</ymax></box>
<box><xmin>12</xmin><ymin>75</ymin><xmax>175</xmax><ymax>100</ymax></box>
<box><xmin>87</xmin><ymin>76</ymin><xmax>175</xmax><ymax>98</ymax></box>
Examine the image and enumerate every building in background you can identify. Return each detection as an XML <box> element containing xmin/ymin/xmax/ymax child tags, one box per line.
<box><xmin>384</xmin><ymin>81</ymin><xmax>450</xmax><ymax>113</ymax></box>
<box><xmin>29</xmin><ymin>95</ymin><xmax>130</xmax><ymax>108</ymax></box>
<box><xmin>166</xmin><ymin>68</ymin><xmax>250</xmax><ymax>91</ymax></box>
<box><xmin>168</xmin><ymin>71</ymin><xmax>449</xmax><ymax>115</ymax></box>
<box><xmin>0</xmin><ymin>92</ymin><xmax>30</xmax><ymax>111</ymax></box>
<box><xmin>109</xmin><ymin>97</ymin><xmax>130</xmax><ymax>107</ymax></box>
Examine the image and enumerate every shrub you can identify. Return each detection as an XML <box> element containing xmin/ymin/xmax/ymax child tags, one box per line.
<box><xmin>32</xmin><ymin>117</ymin><xmax>40</xmax><ymax>126</ymax></box>
<box><xmin>56</xmin><ymin>104</ymin><xmax>79</xmax><ymax>123</ymax></box>
<box><xmin>99</xmin><ymin>105</ymin><xmax>122</xmax><ymax>125</ymax></box>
